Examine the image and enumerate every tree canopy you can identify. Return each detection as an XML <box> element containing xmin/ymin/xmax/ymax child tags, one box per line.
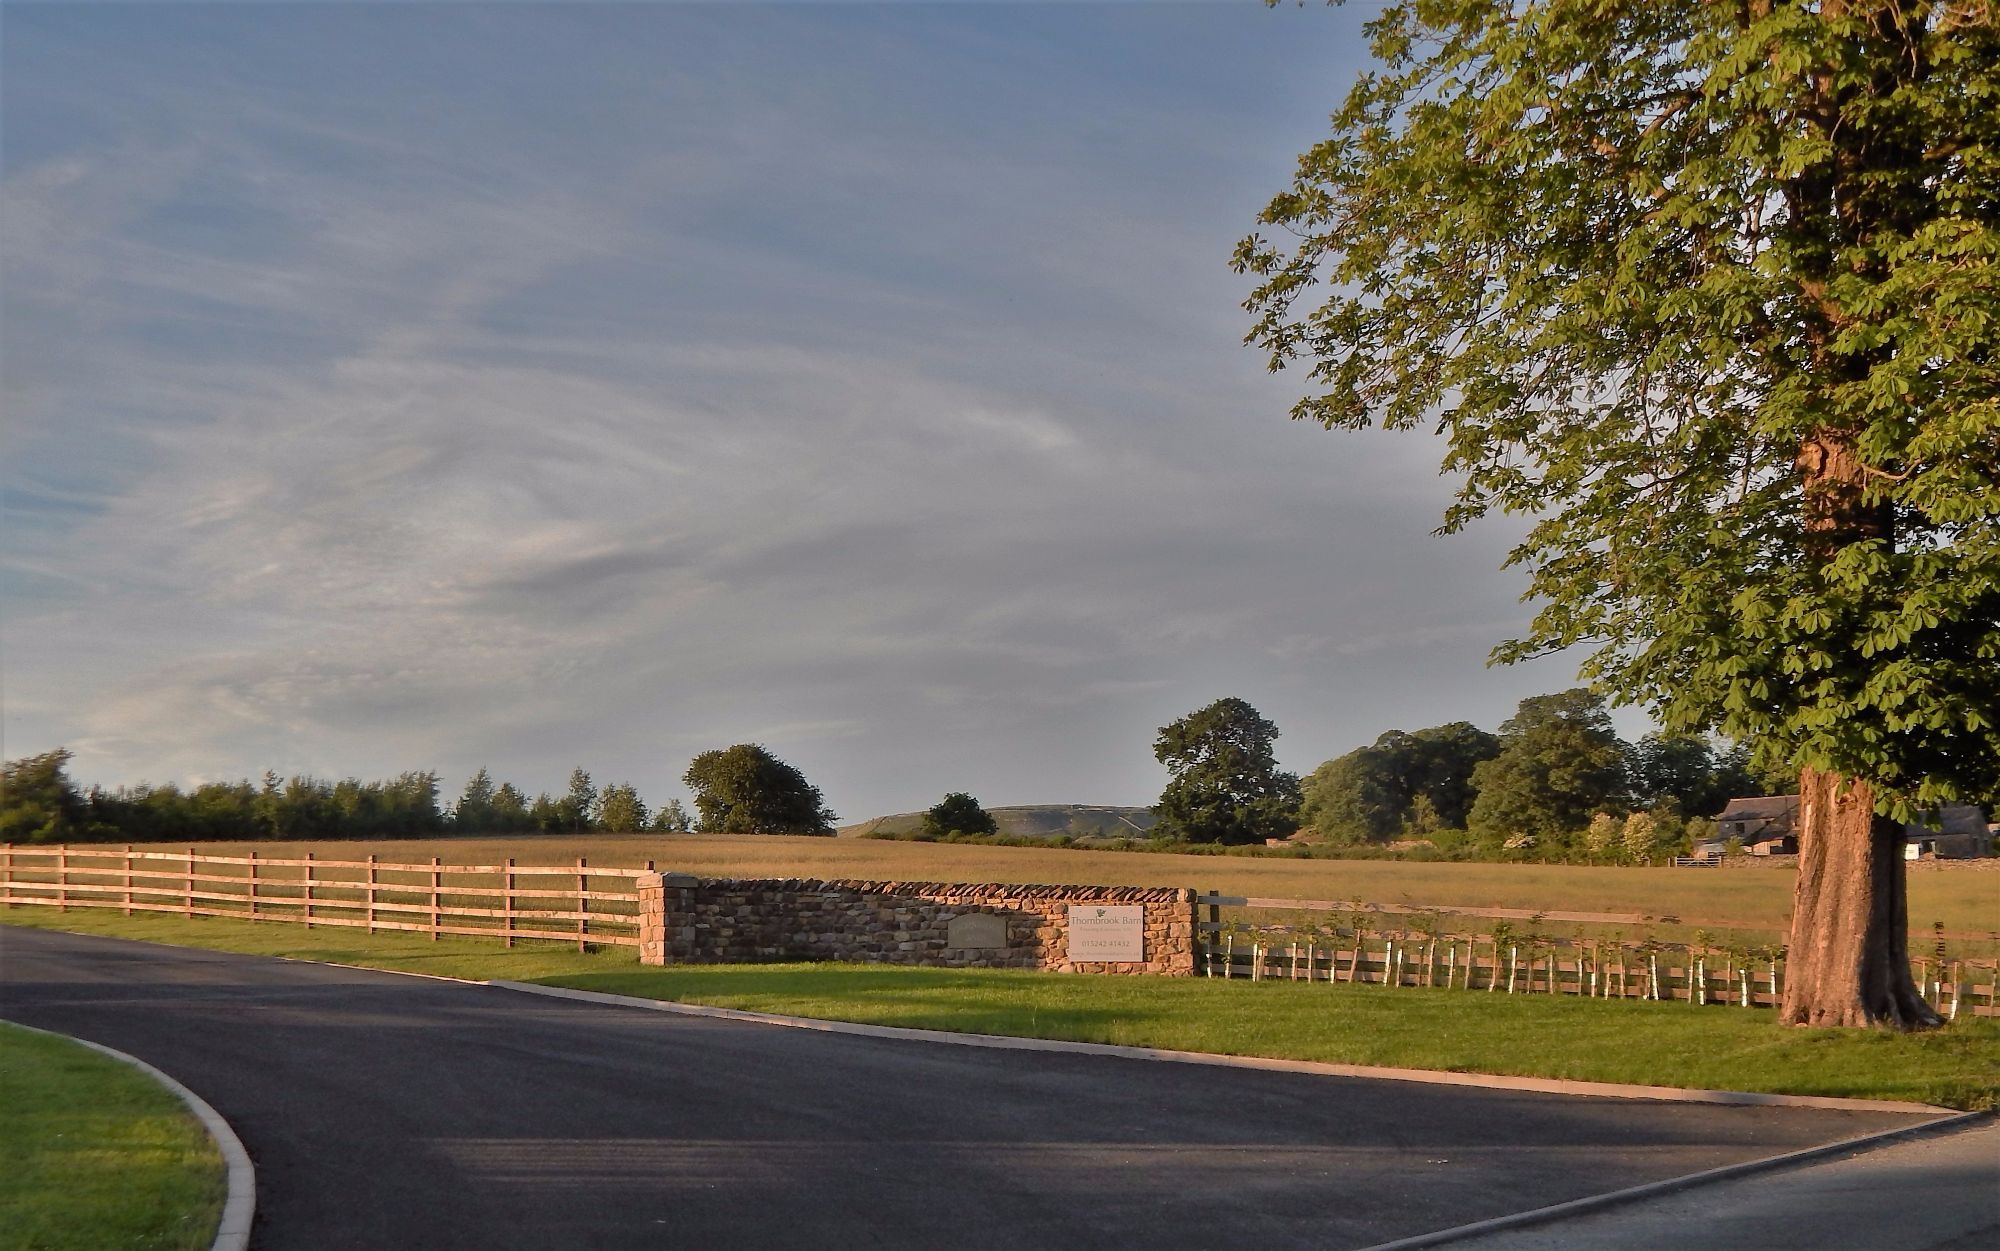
<box><xmin>1152</xmin><ymin>698</ymin><xmax>1303</xmax><ymax>844</ymax></box>
<box><xmin>683</xmin><ymin>744</ymin><xmax>836</xmax><ymax>835</ymax></box>
<box><xmin>1300</xmin><ymin>722</ymin><xmax>1499</xmax><ymax>843</ymax></box>
<box><xmin>0</xmin><ymin>750</ymin><xmax>93</xmax><ymax>844</ymax></box>
<box><xmin>1238</xmin><ymin>0</ymin><xmax>1998</xmax><ymax>1025</ymax></box>
<box><xmin>922</xmin><ymin>792</ymin><xmax>999</xmax><ymax>838</ymax></box>
<box><xmin>1467</xmin><ymin>690</ymin><xmax>1632</xmax><ymax>848</ymax></box>
<box><xmin>1236</xmin><ymin>0</ymin><xmax>1999</xmax><ymax>814</ymax></box>
<box><xmin>595</xmin><ymin>782</ymin><xmax>650</xmax><ymax>833</ymax></box>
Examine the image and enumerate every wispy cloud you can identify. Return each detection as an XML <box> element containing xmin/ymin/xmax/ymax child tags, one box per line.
<box><xmin>3</xmin><ymin>4</ymin><xmax>1602</xmax><ymax>814</ymax></box>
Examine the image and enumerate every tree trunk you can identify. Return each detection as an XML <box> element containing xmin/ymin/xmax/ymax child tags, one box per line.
<box><xmin>1780</xmin><ymin>766</ymin><xmax>1938</xmax><ymax>1029</ymax></box>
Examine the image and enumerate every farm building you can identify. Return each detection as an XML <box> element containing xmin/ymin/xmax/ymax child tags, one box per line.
<box><xmin>1714</xmin><ymin>795</ymin><xmax>1798</xmax><ymax>854</ymax></box>
<box><xmin>1719</xmin><ymin>795</ymin><xmax>1993</xmax><ymax>859</ymax></box>
<box><xmin>1903</xmin><ymin>805</ymin><xmax>1995</xmax><ymax>860</ymax></box>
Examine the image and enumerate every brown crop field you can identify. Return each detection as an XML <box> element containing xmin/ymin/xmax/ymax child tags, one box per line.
<box><xmin>98</xmin><ymin>833</ymin><xmax>1998</xmax><ymax>942</ymax></box>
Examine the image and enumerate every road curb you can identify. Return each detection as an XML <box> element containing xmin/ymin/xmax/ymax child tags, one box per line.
<box><xmin>2</xmin><ymin>1019</ymin><xmax>256</xmax><ymax>1251</ymax></box>
<box><xmin>487</xmin><ymin>980</ymin><xmax>1958</xmax><ymax>1114</ymax></box>
<box><xmin>1347</xmin><ymin>1109</ymin><xmax>1993</xmax><ymax>1250</ymax></box>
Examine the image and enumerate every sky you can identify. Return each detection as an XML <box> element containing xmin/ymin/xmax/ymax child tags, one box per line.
<box><xmin>2</xmin><ymin>1</ymin><xmax>1648</xmax><ymax>822</ymax></box>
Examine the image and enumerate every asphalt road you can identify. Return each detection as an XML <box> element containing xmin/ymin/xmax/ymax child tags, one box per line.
<box><xmin>1438</xmin><ymin>1117</ymin><xmax>1999</xmax><ymax>1251</ymax></box>
<box><xmin>0</xmin><ymin>928</ymin><xmax>1932</xmax><ymax>1251</ymax></box>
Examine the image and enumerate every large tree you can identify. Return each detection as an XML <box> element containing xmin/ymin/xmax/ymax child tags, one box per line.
<box><xmin>595</xmin><ymin>782</ymin><xmax>650</xmax><ymax>834</ymax></box>
<box><xmin>683</xmin><ymin>744</ymin><xmax>836</xmax><ymax>835</ymax></box>
<box><xmin>0</xmin><ymin>749</ymin><xmax>92</xmax><ymax>844</ymax></box>
<box><xmin>559</xmin><ymin>767</ymin><xmax>598</xmax><ymax>833</ymax></box>
<box><xmin>922</xmin><ymin>792</ymin><xmax>999</xmax><ymax>838</ymax></box>
<box><xmin>1466</xmin><ymin>690</ymin><xmax>1632</xmax><ymax>849</ymax></box>
<box><xmin>454</xmin><ymin>767</ymin><xmax>498</xmax><ymax>831</ymax></box>
<box><xmin>1152</xmin><ymin>698</ymin><xmax>1303</xmax><ymax>844</ymax></box>
<box><xmin>1301</xmin><ymin>721</ymin><xmax>1500</xmax><ymax>843</ymax></box>
<box><xmin>1631</xmin><ymin>734</ymin><xmax>1760</xmax><ymax>818</ymax></box>
<box><xmin>1238</xmin><ymin>0</ymin><xmax>1998</xmax><ymax>1026</ymax></box>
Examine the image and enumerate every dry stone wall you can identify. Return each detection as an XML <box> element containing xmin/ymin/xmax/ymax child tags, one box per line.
<box><xmin>637</xmin><ymin>874</ymin><xmax>1196</xmax><ymax>975</ymax></box>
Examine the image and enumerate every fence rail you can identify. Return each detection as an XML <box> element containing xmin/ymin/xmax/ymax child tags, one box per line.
<box><xmin>6</xmin><ymin>848</ymin><xmax>1994</xmax><ymax>1018</ymax></box>
<box><xmin>1195</xmin><ymin>896</ymin><xmax>2000</xmax><ymax>1018</ymax></box>
<box><xmin>0</xmin><ymin>845</ymin><xmax>650</xmax><ymax>950</ymax></box>
<box><xmin>1195</xmin><ymin>892</ymin><xmax>2000</xmax><ymax>943</ymax></box>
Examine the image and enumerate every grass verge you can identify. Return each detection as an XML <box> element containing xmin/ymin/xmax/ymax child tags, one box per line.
<box><xmin>7</xmin><ymin>907</ymin><xmax>1997</xmax><ymax>1111</ymax></box>
<box><xmin>0</xmin><ymin>1021</ymin><xmax>225</xmax><ymax>1251</ymax></box>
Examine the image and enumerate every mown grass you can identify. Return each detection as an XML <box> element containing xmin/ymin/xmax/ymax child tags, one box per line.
<box><xmin>0</xmin><ymin>1021</ymin><xmax>225</xmax><ymax>1251</ymax></box>
<box><xmin>8</xmin><ymin>907</ymin><xmax>1996</xmax><ymax>1110</ymax></box>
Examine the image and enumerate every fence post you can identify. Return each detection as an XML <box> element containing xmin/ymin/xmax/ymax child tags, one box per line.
<box><xmin>366</xmin><ymin>855</ymin><xmax>377</xmax><ymax>933</ymax></box>
<box><xmin>637</xmin><ymin>871</ymin><xmax>667</xmax><ymax>965</ymax></box>
<box><xmin>2</xmin><ymin>844</ymin><xmax>11</xmax><ymax>907</ymax></box>
<box><xmin>304</xmin><ymin>853</ymin><xmax>314</xmax><ymax>929</ymax></box>
<box><xmin>430</xmin><ymin>857</ymin><xmax>442</xmax><ymax>941</ymax></box>
<box><xmin>123</xmin><ymin>845</ymin><xmax>133</xmax><ymax>915</ymax></box>
<box><xmin>247</xmin><ymin>850</ymin><xmax>258</xmax><ymax>921</ymax></box>
<box><xmin>503</xmin><ymin>858</ymin><xmax>515</xmax><ymax>949</ymax></box>
<box><xmin>576</xmin><ymin>857</ymin><xmax>588</xmax><ymax>953</ymax></box>
<box><xmin>186</xmin><ymin>848</ymin><xmax>195</xmax><ymax>918</ymax></box>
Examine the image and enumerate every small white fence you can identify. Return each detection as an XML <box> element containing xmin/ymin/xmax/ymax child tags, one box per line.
<box><xmin>1195</xmin><ymin>892</ymin><xmax>2000</xmax><ymax>1018</ymax></box>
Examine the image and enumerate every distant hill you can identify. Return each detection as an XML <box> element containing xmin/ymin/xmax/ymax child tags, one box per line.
<box><xmin>838</xmin><ymin>804</ymin><xmax>1157</xmax><ymax>840</ymax></box>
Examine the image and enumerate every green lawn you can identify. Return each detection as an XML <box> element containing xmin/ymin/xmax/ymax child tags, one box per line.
<box><xmin>0</xmin><ymin>1022</ymin><xmax>225</xmax><ymax>1251</ymax></box>
<box><xmin>8</xmin><ymin>907</ymin><xmax>1997</xmax><ymax>1110</ymax></box>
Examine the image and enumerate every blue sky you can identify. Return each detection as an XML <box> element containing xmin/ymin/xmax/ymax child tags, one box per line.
<box><xmin>2</xmin><ymin>2</ymin><xmax>1632</xmax><ymax>821</ymax></box>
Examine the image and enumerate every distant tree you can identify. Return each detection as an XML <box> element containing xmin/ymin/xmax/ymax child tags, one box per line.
<box><xmin>650</xmin><ymin>797</ymin><xmax>693</xmax><ymax>834</ymax></box>
<box><xmin>1621</xmin><ymin>811</ymin><xmax>1662</xmax><ymax>865</ymax></box>
<box><xmin>1686</xmin><ymin>814</ymin><xmax>1720</xmax><ymax>851</ymax></box>
<box><xmin>1584</xmin><ymin>812</ymin><xmax>1622</xmax><ymax>862</ymax></box>
<box><xmin>279</xmin><ymin>776</ymin><xmax>340</xmax><ymax>840</ymax></box>
<box><xmin>454</xmin><ymin>768</ymin><xmax>497</xmax><ymax>831</ymax></box>
<box><xmin>528</xmin><ymin>793</ymin><xmax>564</xmax><ymax>833</ymax></box>
<box><xmin>1152</xmin><ymin>698</ymin><xmax>1302</xmax><ymax>845</ymax></box>
<box><xmin>1632</xmin><ymin>735</ymin><xmax>1759</xmax><ymax>818</ymax></box>
<box><xmin>1</xmin><ymin>749</ymin><xmax>92</xmax><ymax>844</ymax></box>
<box><xmin>595</xmin><ymin>782</ymin><xmax>649</xmax><ymax>833</ymax></box>
<box><xmin>490</xmin><ymin>782</ymin><xmax>531</xmax><ymax>831</ymax></box>
<box><xmin>1300</xmin><ymin>722</ymin><xmax>1500</xmax><ymax>843</ymax></box>
<box><xmin>559</xmin><ymin>768</ymin><xmax>597</xmax><ymax>833</ymax></box>
<box><xmin>383</xmin><ymin>771</ymin><xmax>445</xmax><ymax>836</ymax></box>
<box><xmin>1466</xmin><ymin>691</ymin><xmax>1630</xmax><ymax>850</ymax></box>
<box><xmin>683</xmin><ymin>745</ymin><xmax>836</xmax><ymax>835</ymax></box>
<box><xmin>85</xmin><ymin>782</ymin><xmax>189</xmax><ymax>844</ymax></box>
<box><xmin>922</xmin><ymin>792</ymin><xmax>998</xmax><ymax>838</ymax></box>
<box><xmin>187</xmin><ymin>781</ymin><xmax>260</xmax><ymax>841</ymax></box>
<box><xmin>1299</xmin><ymin>742</ymin><xmax>1409</xmax><ymax>845</ymax></box>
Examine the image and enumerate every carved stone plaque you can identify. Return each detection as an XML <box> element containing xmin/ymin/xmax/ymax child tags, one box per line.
<box><xmin>947</xmin><ymin>912</ymin><xmax>1009</xmax><ymax>950</ymax></box>
<box><xmin>1067</xmin><ymin>904</ymin><xmax>1144</xmax><ymax>962</ymax></box>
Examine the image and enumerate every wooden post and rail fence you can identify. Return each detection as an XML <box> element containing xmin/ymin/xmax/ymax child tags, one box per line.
<box><xmin>1</xmin><ymin>846</ymin><xmax>1993</xmax><ymax>1017</ymax></box>
<box><xmin>0</xmin><ymin>844</ymin><xmax>650</xmax><ymax>951</ymax></box>
<box><xmin>1192</xmin><ymin>892</ymin><xmax>2000</xmax><ymax>1018</ymax></box>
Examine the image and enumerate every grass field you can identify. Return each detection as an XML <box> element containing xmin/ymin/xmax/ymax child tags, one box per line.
<box><xmin>98</xmin><ymin>833</ymin><xmax>2000</xmax><ymax>939</ymax></box>
<box><xmin>7</xmin><ymin>908</ymin><xmax>1997</xmax><ymax>1110</ymax></box>
<box><xmin>0</xmin><ymin>1021</ymin><xmax>225</xmax><ymax>1251</ymax></box>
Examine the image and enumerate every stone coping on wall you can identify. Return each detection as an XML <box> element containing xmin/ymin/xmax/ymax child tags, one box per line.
<box><xmin>679</xmin><ymin>877</ymin><xmax>1194</xmax><ymax>902</ymax></box>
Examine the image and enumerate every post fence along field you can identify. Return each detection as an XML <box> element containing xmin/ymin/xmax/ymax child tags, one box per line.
<box><xmin>1196</xmin><ymin>893</ymin><xmax>2000</xmax><ymax>1019</ymax></box>
<box><xmin>0</xmin><ymin>845</ymin><xmax>648</xmax><ymax>951</ymax></box>
<box><xmin>5</xmin><ymin>842</ymin><xmax>1994</xmax><ymax>1019</ymax></box>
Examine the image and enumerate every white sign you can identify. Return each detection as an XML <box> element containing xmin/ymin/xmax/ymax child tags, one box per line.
<box><xmin>1067</xmin><ymin>904</ymin><xmax>1145</xmax><ymax>962</ymax></box>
